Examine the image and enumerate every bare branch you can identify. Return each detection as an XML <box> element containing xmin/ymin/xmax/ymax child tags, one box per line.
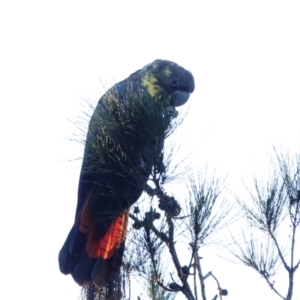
<box><xmin>194</xmin><ymin>252</ymin><xmax>207</xmax><ymax>300</ymax></box>
<box><xmin>268</xmin><ymin>229</ymin><xmax>290</xmax><ymax>272</ymax></box>
<box><xmin>166</xmin><ymin>217</ymin><xmax>195</xmax><ymax>300</ymax></box>
<box><xmin>209</xmin><ymin>273</ymin><xmax>221</xmax><ymax>300</ymax></box>
<box><xmin>261</xmin><ymin>273</ymin><xmax>285</xmax><ymax>300</ymax></box>
<box><xmin>193</xmin><ymin>262</ymin><xmax>198</xmax><ymax>300</ymax></box>
<box><xmin>294</xmin><ymin>258</ymin><xmax>300</xmax><ymax>271</ymax></box>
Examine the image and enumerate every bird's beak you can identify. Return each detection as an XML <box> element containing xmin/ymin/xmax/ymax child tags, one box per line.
<box><xmin>170</xmin><ymin>91</ymin><xmax>190</xmax><ymax>107</ymax></box>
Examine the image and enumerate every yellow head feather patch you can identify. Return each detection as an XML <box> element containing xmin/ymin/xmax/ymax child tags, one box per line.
<box><xmin>162</xmin><ymin>66</ymin><xmax>172</xmax><ymax>77</ymax></box>
<box><xmin>141</xmin><ymin>72</ymin><xmax>162</xmax><ymax>97</ymax></box>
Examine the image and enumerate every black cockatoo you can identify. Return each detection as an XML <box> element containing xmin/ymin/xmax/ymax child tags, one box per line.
<box><xmin>59</xmin><ymin>59</ymin><xmax>195</xmax><ymax>288</ymax></box>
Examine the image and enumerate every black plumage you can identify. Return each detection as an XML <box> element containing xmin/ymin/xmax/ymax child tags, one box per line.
<box><xmin>59</xmin><ymin>59</ymin><xmax>195</xmax><ymax>288</ymax></box>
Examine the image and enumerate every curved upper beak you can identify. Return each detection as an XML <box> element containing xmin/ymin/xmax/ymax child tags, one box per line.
<box><xmin>170</xmin><ymin>91</ymin><xmax>190</xmax><ymax>107</ymax></box>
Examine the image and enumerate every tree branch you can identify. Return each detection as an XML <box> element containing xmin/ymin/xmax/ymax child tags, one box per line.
<box><xmin>166</xmin><ymin>216</ymin><xmax>195</xmax><ymax>300</ymax></box>
<box><xmin>293</xmin><ymin>258</ymin><xmax>300</xmax><ymax>271</ymax></box>
<box><xmin>261</xmin><ymin>273</ymin><xmax>285</xmax><ymax>300</ymax></box>
<box><xmin>268</xmin><ymin>229</ymin><xmax>290</xmax><ymax>272</ymax></box>
<box><xmin>194</xmin><ymin>252</ymin><xmax>207</xmax><ymax>300</ymax></box>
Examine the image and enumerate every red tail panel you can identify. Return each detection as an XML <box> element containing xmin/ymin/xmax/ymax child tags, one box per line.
<box><xmin>86</xmin><ymin>211</ymin><xmax>128</xmax><ymax>259</ymax></box>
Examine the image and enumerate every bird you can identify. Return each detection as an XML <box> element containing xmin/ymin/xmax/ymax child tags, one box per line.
<box><xmin>58</xmin><ymin>59</ymin><xmax>195</xmax><ymax>289</ymax></box>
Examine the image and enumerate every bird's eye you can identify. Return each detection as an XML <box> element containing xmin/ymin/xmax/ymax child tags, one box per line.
<box><xmin>171</xmin><ymin>78</ymin><xmax>178</xmax><ymax>87</ymax></box>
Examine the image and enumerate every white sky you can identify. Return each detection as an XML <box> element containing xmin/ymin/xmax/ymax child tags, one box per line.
<box><xmin>0</xmin><ymin>1</ymin><xmax>299</xmax><ymax>299</ymax></box>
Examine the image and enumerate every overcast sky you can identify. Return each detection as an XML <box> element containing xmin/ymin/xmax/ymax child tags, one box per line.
<box><xmin>0</xmin><ymin>1</ymin><xmax>299</xmax><ymax>299</ymax></box>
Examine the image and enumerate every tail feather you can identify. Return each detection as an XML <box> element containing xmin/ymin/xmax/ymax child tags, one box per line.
<box><xmin>87</xmin><ymin>210</ymin><xmax>129</xmax><ymax>259</ymax></box>
<box><xmin>72</xmin><ymin>252</ymin><xmax>95</xmax><ymax>285</ymax></box>
<box><xmin>58</xmin><ymin>207</ymin><xmax>129</xmax><ymax>287</ymax></box>
<box><xmin>92</xmin><ymin>244</ymin><xmax>125</xmax><ymax>288</ymax></box>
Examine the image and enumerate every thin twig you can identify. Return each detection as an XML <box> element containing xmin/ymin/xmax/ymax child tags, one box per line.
<box><xmin>194</xmin><ymin>252</ymin><xmax>207</xmax><ymax>300</ymax></box>
<box><xmin>194</xmin><ymin>262</ymin><xmax>198</xmax><ymax>300</ymax></box>
<box><xmin>167</xmin><ymin>216</ymin><xmax>195</xmax><ymax>300</ymax></box>
<box><xmin>268</xmin><ymin>229</ymin><xmax>290</xmax><ymax>272</ymax></box>
<box><xmin>294</xmin><ymin>258</ymin><xmax>300</xmax><ymax>271</ymax></box>
<box><xmin>209</xmin><ymin>272</ymin><xmax>222</xmax><ymax>300</ymax></box>
<box><xmin>262</xmin><ymin>274</ymin><xmax>285</xmax><ymax>300</ymax></box>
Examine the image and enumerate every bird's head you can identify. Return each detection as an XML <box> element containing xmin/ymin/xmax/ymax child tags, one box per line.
<box><xmin>139</xmin><ymin>59</ymin><xmax>195</xmax><ymax>107</ymax></box>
